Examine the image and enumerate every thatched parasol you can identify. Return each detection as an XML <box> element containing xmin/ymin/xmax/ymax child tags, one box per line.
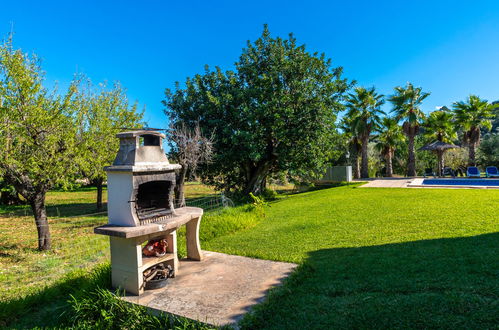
<box><xmin>419</xmin><ymin>141</ymin><xmax>460</xmax><ymax>176</ymax></box>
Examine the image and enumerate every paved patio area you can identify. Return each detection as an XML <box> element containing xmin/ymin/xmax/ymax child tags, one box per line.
<box><xmin>357</xmin><ymin>178</ymin><xmax>415</xmax><ymax>188</ymax></box>
<box><xmin>124</xmin><ymin>251</ymin><xmax>296</xmax><ymax>326</ymax></box>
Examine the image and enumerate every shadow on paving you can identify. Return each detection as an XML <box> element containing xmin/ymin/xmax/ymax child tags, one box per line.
<box><xmin>240</xmin><ymin>232</ymin><xmax>499</xmax><ymax>329</ymax></box>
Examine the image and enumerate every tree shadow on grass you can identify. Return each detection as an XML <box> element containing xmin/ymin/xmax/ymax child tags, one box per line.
<box><xmin>0</xmin><ymin>202</ymin><xmax>108</xmax><ymax>218</ymax></box>
<box><xmin>0</xmin><ymin>264</ymin><xmax>111</xmax><ymax>329</ymax></box>
<box><xmin>241</xmin><ymin>232</ymin><xmax>499</xmax><ymax>329</ymax></box>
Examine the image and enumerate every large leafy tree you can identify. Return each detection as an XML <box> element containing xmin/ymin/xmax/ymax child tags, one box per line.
<box><xmin>452</xmin><ymin>95</ymin><xmax>494</xmax><ymax>165</ymax></box>
<box><xmin>423</xmin><ymin>109</ymin><xmax>457</xmax><ymax>176</ymax></box>
<box><xmin>375</xmin><ymin>117</ymin><xmax>405</xmax><ymax>177</ymax></box>
<box><xmin>345</xmin><ymin>86</ymin><xmax>385</xmax><ymax>178</ymax></box>
<box><xmin>0</xmin><ymin>40</ymin><xmax>79</xmax><ymax>250</ymax></box>
<box><xmin>164</xmin><ymin>26</ymin><xmax>351</xmax><ymax>194</ymax></box>
<box><xmin>388</xmin><ymin>83</ymin><xmax>430</xmax><ymax>177</ymax></box>
<box><xmin>477</xmin><ymin>133</ymin><xmax>498</xmax><ymax>167</ymax></box>
<box><xmin>76</xmin><ymin>80</ymin><xmax>143</xmax><ymax>210</ymax></box>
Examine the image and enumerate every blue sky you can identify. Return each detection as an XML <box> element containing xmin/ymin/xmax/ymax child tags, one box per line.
<box><xmin>2</xmin><ymin>1</ymin><xmax>499</xmax><ymax>128</ymax></box>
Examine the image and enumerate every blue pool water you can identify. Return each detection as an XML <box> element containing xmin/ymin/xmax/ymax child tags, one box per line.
<box><xmin>423</xmin><ymin>178</ymin><xmax>499</xmax><ymax>186</ymax></box>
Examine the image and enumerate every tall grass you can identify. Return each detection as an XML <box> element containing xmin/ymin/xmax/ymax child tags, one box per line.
<box><xmin>69</xmin><ymin>287</ymin><xmax>216</xmax><ymax>329</ymax></box>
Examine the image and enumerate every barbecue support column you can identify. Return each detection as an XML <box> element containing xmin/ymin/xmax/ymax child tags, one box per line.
<box><xmin>186</xmin><ymin>215</ymin><xmax>203</xmax><ymax>261</ymax></box>
<box><xmin>166</xmin><ymin>230</ymin><xmax>179</xmax><ymax>277</ymax></box>
<box><xmin>109</xmin><ymin>236</ymin><xmax>143</xmax><ymax>295</ymax></box>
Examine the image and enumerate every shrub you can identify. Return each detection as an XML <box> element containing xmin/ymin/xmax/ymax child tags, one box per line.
<box><xmin>260</xmin><ymin>188</ymin><xmax>278</xmax><ymax>201</ymax></box>
<box><xmin>477</xmin><ymin>133</ymin><xmax>499</xmax><ymax>167</ymax></box>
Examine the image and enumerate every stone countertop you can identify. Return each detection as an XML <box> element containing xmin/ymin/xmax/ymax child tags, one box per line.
<box><xmin>104</xmin><ymin>164</ymin><xmax>182</xmax><ymax>173</ymax></box>
<box><xmin>94</xmin><ymin>207</ymin><xmax>203</xmax><ymax>238</ymax></box>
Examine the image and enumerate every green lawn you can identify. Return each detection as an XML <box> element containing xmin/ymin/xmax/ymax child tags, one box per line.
<box><xmin>2</xmin><ymin>184</ymin><xmax>498</xmax><ymax>328</ymax></box>
<box><xmin>203</xmin><ymin>185</ymin><xmax>499</xmax><ymax>329</ymax></box>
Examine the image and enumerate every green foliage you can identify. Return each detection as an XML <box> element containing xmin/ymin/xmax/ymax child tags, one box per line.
<box><xmin>345</xmin><ymin>86</ymin><xmax>385</xmax><ymax>137</ymax></box>
<box><xmin>423</xmin><ymin>109</ymin><xmax>456</xmax><ymax>143</ymax></box>
<box><xmin>344</xmin><ymin>86</ymin><xmax>385</xmax><ymax>178</ymax></box>
<box><xmin>249</xmin><ymin>192</ymin><xmax>268</xmax><ymax>217</ymax></box>
<box><xmin>389</xmin><ymin>83</ymin><xmax>429</xmax><ymax>128</ymax></box>
<box><xmin>75</xmin><ymin>79</ymin><xmax>144</xmax><ymax>185</ymax></box>
<box><xmin>375</xmin><ymin>117</ymin><xmax>405</xmax><ymax>176</ymax></box>
<box><xmin>375</xmin><ymin>117</ymin><xmax>405</xmax><ymax>153</ymax></box>
<box><xmin>69</xmin><ymin>287</ymin><xmax>214</xmax><ymax>329</ymax></box>
<box><xmin>444</xmin><ymin>148</ymin><xmax>469</xmax><ymax>170</ymax></box>
<box><xmin>490</xmin><ymin>104</ymin><xmax>499</xmax><ymax>133</ymax></box>
<box><xmin>260</xmin><ymin>188</ymin><xmax>279</xmax><ymax>201</ymax></box>
<box><xmin>388</xmin><ymin>82</ymin><xmax>430</xmax><ymax>176</ymax></box>
<box><xmin>164</xmin><ymin>25</ymin><xmax>352</xmax><ymax>194</ymax></box>
<box><xmin>452</xmin><ymin>95</ymin><xmax>494</xmax><ymax>165</ymax></box>
<box><xmin>453</xmin><ymin>95</ymin><xmax>494</xmax><ymax>136</ymax></box>
<box><xmin>0</xmin><ymin>38</ymin><xmax>80</xmax><ymax>198</ymax></box>
<box><xmin>477</xmin><ymin>133</ymin><xmax>499</xmax><ymax>167</ymax></box>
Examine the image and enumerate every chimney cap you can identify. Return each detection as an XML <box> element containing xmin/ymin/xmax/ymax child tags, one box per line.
<box><xmin>116</xmin><ymin>130</ymin><xmax>166</xmax><ymax>139</ymax></box>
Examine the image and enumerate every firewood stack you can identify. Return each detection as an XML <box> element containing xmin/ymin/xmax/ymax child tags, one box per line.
<box><xmin>143</xmin><ymin>263</ymin><xmax>174</xmax><ymax>290</ymax></box>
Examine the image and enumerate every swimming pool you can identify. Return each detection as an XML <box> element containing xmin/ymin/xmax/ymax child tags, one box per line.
<box><xmin>422</xmin><ymin>178</ymin><xmax>499</xmax><ymax>187</ymax></box>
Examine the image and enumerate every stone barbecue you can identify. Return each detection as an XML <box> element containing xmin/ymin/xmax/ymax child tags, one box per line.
<box><xmin>95</xmin><ymin>130</ymin><xmax>203</xmax><ymax>295</ymax></box>
<box><xmin>105</xmin><ymin>130</ymin><xmax>180</xmax><ymax>226</ymax></box>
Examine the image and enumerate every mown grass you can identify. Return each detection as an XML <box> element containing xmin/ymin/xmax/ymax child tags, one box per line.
<box><xmin>203</xmin><ymin>185</ymin><xmax>499</xmax><ymax>329</ymax></box>
<box><xmin>3</xmin><ymin>183</ymin><xmax>498</xmax><ymax>328</ymax></box>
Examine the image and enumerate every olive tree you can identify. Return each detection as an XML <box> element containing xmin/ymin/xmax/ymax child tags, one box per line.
<box><xmin>75</xmin><ymin>80</ymin><xmax>143</xmax><ymax>210</ymax></box>
<box><xmin>0</xmin><ymin>40</ymin><xmax>79</xmax><ymax>250</ymax></box>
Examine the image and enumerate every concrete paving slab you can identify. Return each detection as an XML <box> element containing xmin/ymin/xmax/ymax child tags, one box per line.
<box><xmin>358</xmin><ymin>178</ymin><xmax>415</xmax><ymax>188</ymax></box>
<box><xmin>123</xmin><ymin>251</ymin><xmax>297</xmax><ymax>326</ymax></box>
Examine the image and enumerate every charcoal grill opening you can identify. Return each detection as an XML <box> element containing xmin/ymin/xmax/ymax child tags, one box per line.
<box><xmin>135</xmin><ymin>180</ymin><xmax>174</xmax><ymax>223</ymax></box>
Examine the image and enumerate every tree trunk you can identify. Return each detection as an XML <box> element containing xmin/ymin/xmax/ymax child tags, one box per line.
<box><xmin>242</xmin><ymin>162</ymin><xmax>271</xmax><ymax>196</ymax></box>
<box><xmin>353</xmin><ymin>154</ymin><xmax>361</xmax><ymax>179</ymax></box>
<box><xmin>360</xmin><ymin>136</ymin><xmax>369</xmax><ymax>178</ymax></box>
<box><xmin>174</xmin><ymin>165</ymin><xmax>188</xmax><ymax>207</ymax></box>
<box><xmin>407</xmin><ymin>134</ymin><xmax>416</xmax><ymax>177</ymax></box>
<box><xmin>94</xmin><ymin>178</ymin><xmax>104</xmax><ymax>211</ymax></box>
<box><xmin>385</xmin><ymin>149</ymin><xmax>393</xmax><ymax>177</ymax></box>
<box><xmin>436</xmin><ymin>150</ymin><xmax>444</xmax><ymax>177</ymax></box>
<box><xmin>29</xmin><ymin>191</ymin><xmax>51</xmax><ymax>251</ymax></box>
<box><xmin>260</xmin><ymin>177</ymin><xmax>267</xmax><ymax>193</ymax></box>
<box><xmin>468</xmin><ymin>143</ymin><xmax>476</xmax><ymax>166</ymax></box>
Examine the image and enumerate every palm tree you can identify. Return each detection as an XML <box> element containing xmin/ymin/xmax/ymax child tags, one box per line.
<box><xmin>388</xmin><ymin>83</ymin><xmax>430</xmax><ymax>177</ymax></box>
<box><xmin>375</xmin><ymin>117</ymin><xmax>405</xmax><ymax>177</ymax></box>
<box><xmin>345</xmin><ymin>87</ymin><xmax>385</xmax><ymax>178</ymax></box>
<box><xmin>452</xmin><ymin>95</ymin><xmax>494</xmax><ymax>165</ymax></box>
<box><xmin>423</xmin><ymin>109</ymin><xmax>457</xmax><ymax>176</ymax></box>
<box><xmin>340</xmin><ymin>117</ymin><xmax>362</xmax><ymax>179</ymax></box>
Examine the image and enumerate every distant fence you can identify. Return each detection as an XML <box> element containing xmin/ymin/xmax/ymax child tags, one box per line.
<box><xmin>178</xmin><ymin>193</ymin><xmax>234</xmax><ymax>210</ymax></box>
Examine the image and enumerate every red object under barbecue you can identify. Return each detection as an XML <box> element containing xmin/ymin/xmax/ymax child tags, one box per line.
<box><xmin>142</xmin><ymin>239</ymin><xmax>168</xmax><ymax>257</ymax></box>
